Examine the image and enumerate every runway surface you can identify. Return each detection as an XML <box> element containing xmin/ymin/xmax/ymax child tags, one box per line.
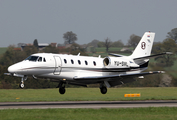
<box><xmin>1</xmin><ymin>100</ymin><xmax>177</xmax><ymax>109</ymax></box>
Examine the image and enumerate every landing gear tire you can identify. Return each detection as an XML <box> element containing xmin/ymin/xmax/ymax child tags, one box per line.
<box><xmin>19</xmin><ymin>82</ymin><xmax>24</xmax><ymax>89</ymax></box>
<box><xmin>100</xmin><ymin>87</ymin><xmax>107</xmax><ymax>94</ymax></box>
<box><xmin>59</xmin><ymin>87</ymin><xmax>66</xmax><ymax>94</ymax></box>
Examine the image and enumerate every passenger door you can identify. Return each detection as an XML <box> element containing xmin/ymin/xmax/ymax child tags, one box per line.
<box><xmin>54</xmin><ymin>56</ymin><xmax>62</xmax><ymax>75</ymax></box>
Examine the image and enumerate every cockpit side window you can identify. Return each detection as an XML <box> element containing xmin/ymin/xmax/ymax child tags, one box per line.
<box><xmin>25</xmin><ymin>56</ymin><xmax>39</xmax><ymax>61</ymax></box>
<box><xmin>43</xmin><ymin>58</ymin><xmax>46</xmax><ymax>62</ymax></box>
<box><xmin>38</xmin><ymin>57</ymin><xmax>42</xmax><ymax>62</ymax></box>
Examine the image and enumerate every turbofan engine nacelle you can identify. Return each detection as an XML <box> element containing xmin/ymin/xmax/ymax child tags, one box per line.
<box><xmin>103</xmin><ymin>57</ymin><xmax>130</xmax><ymax>68</ymax></box>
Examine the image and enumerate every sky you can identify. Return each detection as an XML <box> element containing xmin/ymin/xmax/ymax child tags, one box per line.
<box><xmin>0</xmin><ymin>0</ymin><xmax>177</xmax><ymax>47</ymax></box>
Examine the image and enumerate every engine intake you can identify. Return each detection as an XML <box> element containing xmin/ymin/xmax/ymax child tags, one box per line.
<box><xmin>103</xmin><ymin>57</ymin><xmax>130</xmax><ymax>68</ymax></box>
<box><xmin>103</xmin><ymin>57</ymin><xmax>110</xmax><ymax>66</ymax></box>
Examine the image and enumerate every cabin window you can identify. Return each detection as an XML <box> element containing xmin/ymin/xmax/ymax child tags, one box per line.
<box><xmin>71</xmin><ymin>59</ymin><xmax>74</xmax><ymax>64</ymax></box>
<box><xmin>43</xmin><ymin>58</ymin><xmax>46</xmax><ymax>62</ymax></box>
<box><xmin>38</xmin><ymin>57</ymin><xmax>42</xmax><ymax>62</ymax></box>
<box><xmin>25</xmin><ymin>56</ymin><xmax>39</xmax><ymax>62</ymax></box>
<box><xmin>85</xmin><ymin>61</ymin><xmax>88</xmax><ymax>65</ymax></box>
<box><xmin>93</xmin><ymin>61</ymin><xmax>96</xmax><ymax>66</ymax></box>
<box><xmin>64</xmin><ymin>59</ymin><xmax>67</xmax><ymax>64</ymax></box>
<box><xmin>78</xmin><ymin>60</ymin><xmax>81</xmax><ymax>65</ymax></box>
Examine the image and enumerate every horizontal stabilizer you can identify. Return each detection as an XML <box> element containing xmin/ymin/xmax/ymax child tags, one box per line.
<box><xmin>133</xmin><ymin>52</ymin><xmax>172</xmax><ymax>60</ymax></box>
<box><xmin>73</xmin><ymin>71</ymin><xmax>165</xmax><ymax>81</ymax></box>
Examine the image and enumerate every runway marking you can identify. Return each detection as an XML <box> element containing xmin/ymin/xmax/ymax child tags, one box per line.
<box><xmin>1</xmin><ymin>100</ymin><xmax>177</xmax><ymax>109</ymax></box>
<box><xmin>124</xmin><ymin>93</ymin><xmax>141</xmax><ymax>97</ymax></box>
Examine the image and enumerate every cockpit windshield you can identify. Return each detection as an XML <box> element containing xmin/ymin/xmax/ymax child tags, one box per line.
<box><xmin>25</xmin><ymin>56</ymin><xmax>46</xmax><ymax>62</ymax></box>
<box><xmin>25</xmin><ymin>56</ymin><xmax>39</xmax><ymax>61</ymax></box>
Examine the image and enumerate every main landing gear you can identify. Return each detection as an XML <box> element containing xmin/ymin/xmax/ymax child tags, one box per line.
<box><xmin>59</xmin><ymin>87</ymin><xmax>66</xmax><ymax>94</ymax></box>
<box><xmin>100</xmin><ymin>83</ymin><xmax>107</xmax><ymax>94</ymax></box>
<box><xmin>56</xmin><ymin>81</ymin><xmax>108</xmax><ymax>95</ymax></box>
<box><xmin>100</xmin><ymin>86</ymin><xmax>107</xmax><ymax>94</ymax></box>
<box><xmin>57</xmin><ymin>81</ymin><xmax>66</xmax><ymax>94</ymax></box>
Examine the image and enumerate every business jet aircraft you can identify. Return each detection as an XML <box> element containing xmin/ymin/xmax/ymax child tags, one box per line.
<box><xmin>6</xmin><ymin>32</ymin><xmax>169</xmax><ymax>94</ymax></box>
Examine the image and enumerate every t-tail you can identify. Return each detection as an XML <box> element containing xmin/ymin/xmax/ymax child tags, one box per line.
<box><xmin>130</xmin><ymin>32</ymin><xmax>155</xmax><ymax>59</ymax></box>
<box><xmin>128</xmin><ymin>32</ymin><xmax>155</xmax><ymax>67</ymax></box>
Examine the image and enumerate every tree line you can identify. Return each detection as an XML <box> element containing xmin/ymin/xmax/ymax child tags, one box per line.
<box><xmin>0</xmin><ymin>28</ymin><xmax>177</xmax><ymax>89</ymax></box>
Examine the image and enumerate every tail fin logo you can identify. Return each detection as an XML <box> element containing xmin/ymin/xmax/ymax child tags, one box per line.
<box><xmin>141</xmin><ymin>42</ymin><xmax>146</xmax><ymax>50</ymax></box>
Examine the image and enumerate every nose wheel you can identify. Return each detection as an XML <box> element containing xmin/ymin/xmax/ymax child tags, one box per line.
<box><xmin>19</xmin><ymin>82</ymin><xmax>24</xmax><ymax>88</ymax></box>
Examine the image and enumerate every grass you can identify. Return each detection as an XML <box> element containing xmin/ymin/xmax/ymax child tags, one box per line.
<box><xmin>0</xmin><ymin>107</ymin><xmax>177</xmax><ymax>120</ymax></box>
<box><xmin>1</xmin><ymin>88</ymin><xmax>177</xmax><ymax>120</ymax></box>
<box><xmin>1</xmin><ymin>87</ymin><xmax>177</xmax><ymax>102</ymax></box>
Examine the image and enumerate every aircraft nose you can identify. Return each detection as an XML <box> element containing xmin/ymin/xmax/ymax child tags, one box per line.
<box><xmin>8</xmin><ymin>65</ymin><xmax>17</xmax><ymax>73</ymax></box>
<box><xmin>8</xmin><ymin>62</ymin><xmax>24</xmax><ymax>73</ymax></box>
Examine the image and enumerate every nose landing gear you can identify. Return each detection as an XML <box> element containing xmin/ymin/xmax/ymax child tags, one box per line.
<box><xmin>19</xmin><ymin>76</ymin><xmax>28</xmax><ymax>89</ymax></box>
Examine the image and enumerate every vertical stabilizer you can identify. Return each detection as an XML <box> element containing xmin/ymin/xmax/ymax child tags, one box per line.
<box><xmin>130</xmin><ymin>32</ymin><xmax>155</xmax><ymax>59</ymax></box>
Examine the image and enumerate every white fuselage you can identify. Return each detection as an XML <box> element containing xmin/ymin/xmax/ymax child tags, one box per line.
<box><xmin>8</xmin><ymin>53</ymin><xmax>144</xmax><ymax>84</ymax></box>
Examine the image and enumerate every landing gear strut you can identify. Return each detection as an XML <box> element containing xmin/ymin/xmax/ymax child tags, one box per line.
<box><xmin>57</xmin><ymin>81</ymin><xmax>66</xmax><ymax>94</ymax></box>
<box><xmin>19</xmin><ymin>76</ymin><xmax>28</xmax><ymax>89</ymax></box>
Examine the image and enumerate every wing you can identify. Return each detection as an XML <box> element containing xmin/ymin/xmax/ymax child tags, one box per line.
<box><xmin>73</xmin><ymin>71</ymin><xmax>165</xmax><ymax>81</ymax></box>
